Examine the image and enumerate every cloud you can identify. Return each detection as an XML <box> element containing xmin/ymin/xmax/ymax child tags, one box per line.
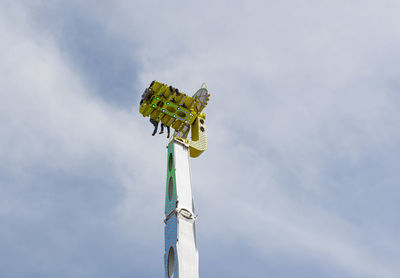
<box><xmin>0</xmin><ymin>2</ymin><xmax>166</xmax><ymax>277</ymax></box>
<box><xmin>1</xmin><ymin>1</ymin><xmax>400</xmax><ymax>277</ymax></box>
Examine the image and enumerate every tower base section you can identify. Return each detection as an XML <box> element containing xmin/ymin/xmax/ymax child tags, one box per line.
<box><xmin>164</xmin><ymin>213</ymin><xmax>198</xmax><ymax>278</ymax></box>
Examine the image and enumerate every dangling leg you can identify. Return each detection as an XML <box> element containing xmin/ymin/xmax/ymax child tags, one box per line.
<box><xmin>152</xmin><ymin>122</ymin><xmax>159</xmax><ymax>136</ymax></box>
<box><xmin>167</xmin><ymin>125</ymin><xmax>170</xmax><ymax>138</ymax></box>
<box><xmin>150</xmin><ymin>119</ymin><xmax>159</xmax><ymax>136</ymax></box>
<box><xmin>159</xmin><ymin>123</ymin><xmax>164</xmax><ymax>134</ymax></box>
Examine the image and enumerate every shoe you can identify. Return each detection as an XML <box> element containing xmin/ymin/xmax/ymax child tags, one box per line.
<box><xmin>152</xmin><ymin>132</ymin><xmax>156</xmax><ymax>136</ymax></box>
<box><xmin>159</xmin><ymin>130</ymin><xmax>164</xmax><ymax>134</ymax></box>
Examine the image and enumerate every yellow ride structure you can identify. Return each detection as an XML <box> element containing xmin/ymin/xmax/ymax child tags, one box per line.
<box><xmin>139</xmin><ymin>81</ymin><xmax>210</xmax><ymax>157</ymax></box>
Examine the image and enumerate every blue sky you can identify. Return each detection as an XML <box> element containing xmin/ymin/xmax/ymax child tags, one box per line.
<box><xmin>1</xmin><ymin>1</ymin><xmax>400</xmax><ymax>277</ymax></box>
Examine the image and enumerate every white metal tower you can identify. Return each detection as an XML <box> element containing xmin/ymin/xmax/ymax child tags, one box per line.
<box><xmin>164</xmin><ymin>139</ymin><xmax>199</xmax><ymax>278</ymax></box>
<box><xmin>139</xmin><ymin>81</ymin><xmax>209</xmax><ymax>278</ymax></box>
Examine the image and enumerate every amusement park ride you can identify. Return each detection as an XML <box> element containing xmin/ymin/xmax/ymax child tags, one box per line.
<box><xmin>139</xmin><ymin>81</ymin><xmax>210</xmax><ymax>278</ymax></box>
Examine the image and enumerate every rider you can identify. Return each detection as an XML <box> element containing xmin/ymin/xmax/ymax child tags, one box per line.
<box><xmin>149</xmin><ymin>119</ymin><xmax>170</xmax><ymax>138</ymax></box>
<box><xmin>141</xmin><ymin>82</ymin><xmax>171</xmax><ymax>138</ymax></box>
<box><xmin>150</xmin><ymin>118</ymin><xmax>159</xmax><ymax>136</ymax></box>
<box><xmin>159</xmin><ymin>123</ymin><xmax>170</xmax><ymax>138</ymax></box>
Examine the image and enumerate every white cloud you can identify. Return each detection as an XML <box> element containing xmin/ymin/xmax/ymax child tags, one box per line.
<box><xmin>1</xmin><ymin>1</ymin><xmax>400</xmax><ymax>277</ymax></box>
<box><xmin>0</xmin><ymin>1</ymin><xmax>165</xmax><ymax>241</ymax></box>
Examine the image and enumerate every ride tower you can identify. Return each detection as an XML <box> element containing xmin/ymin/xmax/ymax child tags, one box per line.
<box><xmin>139</xmin><ymin>81</ymin><xmax>210</xmax><ymax>278</ymax></box>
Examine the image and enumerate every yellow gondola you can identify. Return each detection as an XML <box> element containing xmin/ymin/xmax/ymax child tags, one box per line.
<box><xmin>139</xmin><ymin>81</ymin><xmax>210</xmax><ymax>157</ymax></box>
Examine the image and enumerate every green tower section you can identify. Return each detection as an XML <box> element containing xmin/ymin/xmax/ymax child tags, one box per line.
<box><xmin>165</xmin><ymin>142</ymin><xmax>177</xmax><ymax>216</ymax></box>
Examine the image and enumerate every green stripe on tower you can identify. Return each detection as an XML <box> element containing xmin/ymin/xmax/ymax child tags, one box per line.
<box><xmin>165</xmin><ymin>141</ymin><xmax>177</xmax><ymax>216</ymax></box>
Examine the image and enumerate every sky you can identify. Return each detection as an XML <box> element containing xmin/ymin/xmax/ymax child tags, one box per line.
<box><xmin>1</xmin><ymin>0</ymin><xmax>400</xmax><ymax>277</ymax></box>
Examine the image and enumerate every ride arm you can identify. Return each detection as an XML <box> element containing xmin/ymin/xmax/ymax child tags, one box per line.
<box><xmin>188</xmin><ymin>113</ymin><xmax>207</xmax><ymax>158</ymax></box>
